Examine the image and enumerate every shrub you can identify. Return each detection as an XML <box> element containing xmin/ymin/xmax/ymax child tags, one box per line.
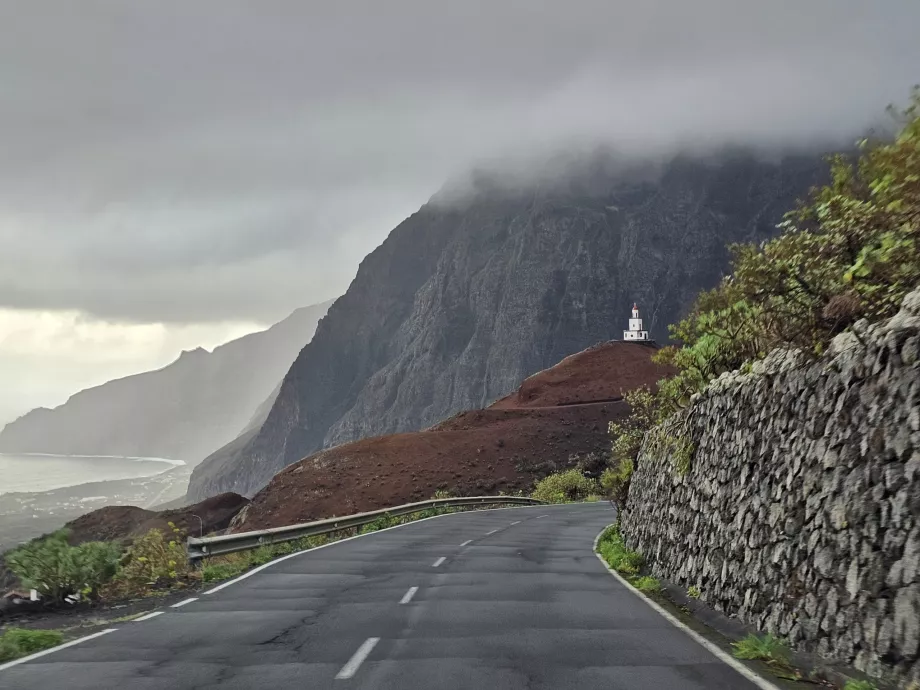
<box><xmin>596</xmin><ymin>525</ymin><xmax>643</xmax><ymax>576</ymax></box>
<box><xmin>632</xmin><ymin>576</ymin><xmax>661</xmax><ymax>594</ymax></box>
<box><xmin>531</xmin><ymin>469</ymin><xmax>598</xmax><ymax>504</ymax></box>
<box><xmin>604</xmin><ymin>388</ymin><xmax>666</xmax><ymax>517</ymax></box>
<box><xmin>110</xmin><ymin>525</ymin><xmax>190</xmax><ymax>595</ymax></box>
<box><xmin>5</xmin><ymin>531</ymin><xmax>121</xmax><ymax>603</ymax></box>
<box><xmin>732</xmin><ymin>634</ymin><xmax>791</xmax><ymax>666</ymax></box>
<box><xmin>0</xmin><ymin>628</ymin><xmax>64</xmax><ymax>662</ymax></box>
<box><xmin>687</xmin><ymin>585</ymin><xmax>702</xmax><ymax>599</ymax></box>
<box><xmin>843</xmin><ymin>681</ymin><xmax>878</xmax><ymax>690</ymax></box>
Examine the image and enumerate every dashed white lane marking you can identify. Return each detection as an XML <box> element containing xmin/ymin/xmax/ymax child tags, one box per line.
<box><xmin>432</xmin><ymin>557</ymin><xmax>446</xmax><ymax>567</ymax></box>
<box><xmin>335</xmin><ymin>637</ymin><xmax>380</xmax><ymax>679</ymax></box>
<box><xmin>171</xmin><ymin>597</ymin><xmax>198</xmax><ymax>608</ymax></box>
<box><xmin>537</xmin><ymin>515</ymin><xmax>549</xmax><ymax>518</ymax></box>
<box><xmin>511</xmin><ymin>521</ymin><xmax>521</xmax><ymax>525</ymax></box>
<box><xmin>0</xmin><ymin>628</ymin><xmax>117</xmax><ymax>672</ymax></box>
<box><xmin>486</xmin><ymin>529</ymin><xmax>498</xmax><ymax>535</ymax></box>
<box><xmin>400</xmin><ymin>586</ymin><xmax>419</xmax><ymax>604</ymax></box>
<box><xmin>202</xmin><ymin>504</ymin><xmax>552</xmax><ymax>596</ymax></box>
<box><xmin>459</xmin><ymin>540</ymin><xmax>472</xmax><ymax>547</ymax></box>
<box><xmin>134</xmin><ymin>611</ymin><xmax>164</xmax><ymax>622</ymax></box>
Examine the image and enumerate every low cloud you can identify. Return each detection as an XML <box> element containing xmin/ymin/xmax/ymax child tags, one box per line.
<box><xmin>2</xmin><ymin>0</ymin><xmax>917</xmax><ymax>324</ymax></box>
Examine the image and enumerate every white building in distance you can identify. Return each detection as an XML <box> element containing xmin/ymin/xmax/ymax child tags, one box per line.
<box><xmin>623</xmin><ymin>303</ymin><xmax>650</xmax><ymax>341</ymax></box>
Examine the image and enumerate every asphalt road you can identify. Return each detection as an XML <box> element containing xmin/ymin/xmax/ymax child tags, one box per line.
<box><xmin>0</xmin><ymin>503</ymin><xmax>767</xmax><ymax>690</ymax></box>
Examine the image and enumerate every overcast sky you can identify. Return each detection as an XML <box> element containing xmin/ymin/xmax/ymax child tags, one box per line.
<box><xmin>0</xmin><ymin>1</ymin><xmax>917</xmax><ymax>426</ymax></box>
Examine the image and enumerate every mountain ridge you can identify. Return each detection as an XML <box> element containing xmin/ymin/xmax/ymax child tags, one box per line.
<box><xmin>0</xmin><ymin>300</ymin><xmax>333</xmax><ymax>463</ymax></box>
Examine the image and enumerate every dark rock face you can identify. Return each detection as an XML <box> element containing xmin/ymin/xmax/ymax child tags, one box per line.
<box><xmin>0</xmin><ymin>301</ymin><xmax>331</xmax><ymax>463</ymax></box>
<box><xmin>187</xmin><ymin>149</ymin><xmax>828</xmax><ymax>500</ymax></box>
<box><xmin>622</xmin><ymin>287</ymin><xmax>920</xmax><ymax>687</ymax></box>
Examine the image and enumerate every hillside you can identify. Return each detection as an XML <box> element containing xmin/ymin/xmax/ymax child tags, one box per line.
<box><xmin>231</xmin><ymin>341</ymin><xmax>672</xmax><ymax>531</ymax></box>
<box><xmin>188</xmin><ymin>149</ymin><xmax>828</xmax><ymax>500</ymax></box>
<box><xmin>0</xmin><ymin>301</ymin><xmax>332</xmax><ymax>463</ymax></box>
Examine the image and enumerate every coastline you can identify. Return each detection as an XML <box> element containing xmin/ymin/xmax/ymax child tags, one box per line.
<box><xmin>0</xmin><ymin>452</ymin><xmax>186</xmax><ymax>466</ymax></box>
<box><xmin>0</xmin><ymin>453</ymin><xmax>186</xmax><ymax>497</ymax></box>
<box><xmin>0</xmin><ymin>453</ymin><xmax>192</xmax><ymax>553</ymax></box>
<box><xmin>0</xmin><ymin>458</ymin><xmax>192</xmax><ymax>552</ymax></box>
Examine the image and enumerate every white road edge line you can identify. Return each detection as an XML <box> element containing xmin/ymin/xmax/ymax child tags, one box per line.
<box><xmin>134</xmin><ymin>611</ymin><xmax>164</xmax><ymax>622</ymax></box>
<box><xmin>510</xmin><ymin>521</ymin><xmax>521</xmax><ymax>525</ymax></box>
<box><xmin>486</xmin><ymin>529</ymin><xmax>498</xmax><ymax>535</ymax></box>
<box><xmin>459</xmin><ymin>539</ymin><xmax>472</xmax><ymax>547</ymax></box>
<box><xmin>400</xmin><ymin>586</ymin><xmax>419</xmax><ymax>604</ymax></box>
<box><xmin>0</xmin><ymin>628</ymin><xmax>117</xmax><ymax>672</ymax></box>
<box><xmin>171</xmin><ymin>597</ymin><xmax>198</xmax><ymax>608</ymax></box>
<box><xmin>591</xmin><ymin>526</ymin><xmax>781</xmax><ymax>690</ymax></box>
<box><xmin>203</xmin><ymin>502</ymin><xmax>578</xmax><ymax>595</ymax></box>
<box><xmin>335</xmin><ymin>637</ymin><xmax>380</xmax><ymax>680</ymax></box>
<box><xmin>432</xmin><ymin>556</ymin><xmax>446</xmax><ymax>567</ymax></box>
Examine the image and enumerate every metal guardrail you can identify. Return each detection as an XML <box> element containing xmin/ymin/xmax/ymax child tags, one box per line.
<box><xmin>187</xmin><ymin>495</ymin><xmax>545</xmax><ymax>562</ymax></box>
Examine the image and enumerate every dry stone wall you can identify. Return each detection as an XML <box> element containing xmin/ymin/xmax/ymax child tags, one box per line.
<box><xmin>622</xmin><ymin>287</ymin><xmax>920</xmax><ymax>686</ymax></box>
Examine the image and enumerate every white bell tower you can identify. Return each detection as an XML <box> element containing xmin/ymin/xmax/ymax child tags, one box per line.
<box><xmin>623</xmin><ymin>303</ymin><xmax>650</xmax><ymax>341</ymax></box>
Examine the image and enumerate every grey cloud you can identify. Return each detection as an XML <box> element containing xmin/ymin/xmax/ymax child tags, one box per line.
<box><xmin>1</xmin><ymin>0</ymin><xmax>918</xmax><ymax>323</ymax></box>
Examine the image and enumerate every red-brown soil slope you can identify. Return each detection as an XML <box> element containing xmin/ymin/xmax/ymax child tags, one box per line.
<box><xmin>63</xmin><ymin>492</ymin><xmax>249</xmax><ymax>545</ymax></box>
<box><xmin>235</xmin><ymin>341</ymin><xmax>671</xmax><ymax>531</ymax></box>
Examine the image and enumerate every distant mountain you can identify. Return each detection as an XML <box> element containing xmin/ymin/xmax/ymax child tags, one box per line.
<box><xmin>0</xmin><ymin>301</ymin><xmax>333</xmax><ymax>464</ymax></box>
<box><xmin>187</xmin><ymin>148</ymin><xmax>829</xmax><ymax>500</ymax></box>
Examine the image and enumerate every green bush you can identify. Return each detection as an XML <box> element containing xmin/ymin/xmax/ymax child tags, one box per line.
<box><xmin>5</xmin><ymin>530</ymin><xmax>121</xmax><ymax>603</ymax></box>
<box><xmin>843</xmin><ymin>680</ymin><xmax>878</xmax><ymax>690</ymax></box>
<box><xmin>531</xmin><ymin>469</ymin><xmax>598</xmax><ymax>504</ymax></box>
<box><xmin>596</xmin><ymin>525</ymin><xmax>643</xmax><ymax>576</ymax></box>
<box><xmin>110</xmin><ymin>525</ymin><xmax>190</xmax><ymax>595</ymax></box>
<box><xmin>0</xmin><ymin>628</ymin><xmax>64</xmax><ymax>662</ymax></box>
<box><xmin>732</xmin><ymin>634</ymin><xmax>791</xmax><ymax>666</ymax></box>
<box><xmin>632</xmin><ymin>576</ymin><xmax>661</xmax><ymax>594</ymax></box>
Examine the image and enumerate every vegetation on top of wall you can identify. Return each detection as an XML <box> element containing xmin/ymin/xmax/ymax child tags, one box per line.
<box><xmin>600</xmin><ymin>388</ymin><xmax>695</xmax><ymax>512</ymax></box>
<box><xmin>653</xmin><ymin>88</ymin><xmax>920</xmax><ymax>412</ymax></box>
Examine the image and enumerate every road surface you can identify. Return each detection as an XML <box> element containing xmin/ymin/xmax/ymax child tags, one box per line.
<box><xmin>0</xmin><ymin>502</ymin><xmax>768</xmax><ymax>689</ymax></box>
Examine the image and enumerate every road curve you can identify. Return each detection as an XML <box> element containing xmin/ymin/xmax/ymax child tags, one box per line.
<box><xmin>0</xmin><ymin>503</ymin><xmax>766</xmax><ymax>690</ymax></box>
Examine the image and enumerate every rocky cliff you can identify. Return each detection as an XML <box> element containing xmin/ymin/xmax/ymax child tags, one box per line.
<box><xmin>188</xmin><ymin>149</ymin><xmax>828</xmax><ymax>500</ymax></box>
<box><xmin>622</xmin><ymin>287</ymin><xmax>920</xmax><ymax>687</ymax></box>
<box><xmin>0</xmin><ymin>301</ymin><xmax>332</xmax><ymax>463</ymax></box>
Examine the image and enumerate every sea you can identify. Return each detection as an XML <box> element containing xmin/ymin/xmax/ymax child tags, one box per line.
<box><xmin>0</xmin><ymin>453</ymin><xmax>185</xmax><ymax>495</ymax></box>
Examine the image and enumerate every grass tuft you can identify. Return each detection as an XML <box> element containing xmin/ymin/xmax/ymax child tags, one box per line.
<box><xmin>632</xmin><ymin>576</ymin><xmax>661</xmax><ymax>594</ymax></box>
<box><xmin>0</xmin><ymin>628</ymin><xmax>64</xmax><ymax>662</ymax></box>
<box><xmin>732</xmin><ymin>633</ymin><xmax>791</xmax><ymax>666</ymax></box>
<box><xmin>596</xmin><ymin>525</ymin><xmax>644</xmax><ymax>576</ymax></box>
<box><xmin>843</xmin><ymin>681</ymin><xmax>878</xmax><ymax>690</ymax></box>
